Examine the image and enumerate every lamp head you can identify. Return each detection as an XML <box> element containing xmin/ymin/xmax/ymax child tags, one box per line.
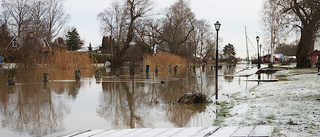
<box><xmin>214</xmin><ymin>21</ymin><xmax>221</xmax><ymax>31</ymax></box>
<box><xmin>256</xmin><ymin>36</ymin><xmax>260</xmax><ymax>41</ymax></box>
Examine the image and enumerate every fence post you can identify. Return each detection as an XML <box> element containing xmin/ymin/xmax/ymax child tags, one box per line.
<box><xmin>146</xmin><ymin>65</ymin><xmax>150</xmax><ymax>74</ymax></box>
<box><xmin>116</xmin><ymin>68</ymin><xmax>120</xmax><ymax>77</ymax></box>
<box><xmin>43</xmin><ymin>73</ymin><xmax>49</xmax><ymax>82</ymax></box>
<box><xmin>75</xmin><ymin>70</ymin><xmax>81</xmax><ymax>80</ymax></box>
<box><xmin>155</xmin><ymin>65</ymin><xmax>158</xmax><ymax>74</ymax></box>
<box><xmin>95</xmin><ymin>70</ymin><xmax>101</xmax><ymax>78</ymax></box>
<box><xmin>174</xmin><ymin>65</ymin><xmax>178</xmax><ymax>75</ymax></box>
<box><xmin>8</xmin><ymin>75</ymin><xmax>15</xmax><ymax>85</ymax></box>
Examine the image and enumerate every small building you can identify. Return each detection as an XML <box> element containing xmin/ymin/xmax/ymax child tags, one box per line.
<box><xmin>5</xmin><ymin>37</ymin><xmax>51</xmax><ymax>51</ymax></box>
<box><xmin>6</xmin><ymin>37</ymin><xmax>23</xmax><ymax>50</ymax></box>
<box><xmin>308</xmin><ymin>50</ymin><xmax>319</xmax><ymax>64</ymax></box>
<box><xmin>263</xmin><ymin>54</ymin><xmax>279</xmax><ymax>63</ymax></box>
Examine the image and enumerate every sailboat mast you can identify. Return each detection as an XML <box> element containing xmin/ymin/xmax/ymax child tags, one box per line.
<box><xmin>245</xmin><ymin>26</ymin><xmax>249</xmax><ymax>68</ymax></box>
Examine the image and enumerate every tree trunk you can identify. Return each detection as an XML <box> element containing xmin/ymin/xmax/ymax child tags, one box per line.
<box><xmin>296</xmin><ymin>26</ymin><xmax>314</xmax><ymax>68</ymax></box>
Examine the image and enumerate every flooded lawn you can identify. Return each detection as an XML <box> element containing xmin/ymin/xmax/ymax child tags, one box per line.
<box><xmin>0</xmin><ymin>64</ymin><xmax>275</xmax><ymax>137</ymax></box>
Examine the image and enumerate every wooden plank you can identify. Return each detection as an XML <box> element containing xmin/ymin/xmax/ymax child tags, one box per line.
<box><xmin>208</xmin><ymin>126</ymin><xmax>239</xmax><ymax>137</ymax></box>
<box><xmin>125</xmin><ymin>128</ymin><xmax>153</xmax><ymax>137</ymax></box>
<box><xmin>63</xmin><ymin>130</ymin><xmax>91</xmax><ymax>137</ymax></box>
<box><xmin>87</xmin><ymin>129</ymin><xmax>120</xmax><ymax>137</ymax></box>
<box><xmin>192</xmin><ymin>127</ymin><xmax>220</xmax><ymax>137</ymax></box>
<box><xmin>249</xmin><ymin>126</ymin><xmax>274</xmax><ymax>137</ymax></box>
<box><xmin>173</xmin><ymin>127</ymin><xmax>206</xmax><ymax>136</ymax></box>
<box><xmin>137</xmin><ymin>128</ymin><xmax>170</xmax><ymax>137</ymax></box>
<box><xmin>231</xmin><ymin>126</ymin><xmax>254</xmax><ymax>137</ymax></box>
<box><xmin>156</xmin><ymin>128</ymin><xmax>185</xmax><ymax>136</ymax></box>
<box><xmin>72</xmin><ymin>130</ymin><xmax>107</xmax><ymax>137</ymax></box>
<box><xmin>95</xmin><ymin>129</ymin><xmax>137</xmax><ymax>137</ymax></box>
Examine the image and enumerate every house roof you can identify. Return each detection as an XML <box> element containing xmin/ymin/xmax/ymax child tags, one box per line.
<box><xmin>6</xmin><ymin>37</ymin><xmax>23</xmax><ymax>50</ymax></box>
<box><xmin>308</xmin><ymin>50</ymin><xmax>319</xmax><ymax>56</ymax></box>
<box><xmin>5</xmin><ymin>37</ymin><xmax>51</xmax><ymax>51</ymax></box>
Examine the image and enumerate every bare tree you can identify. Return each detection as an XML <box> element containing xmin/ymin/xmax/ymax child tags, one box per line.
<box><xmin>98</xmin><ymin>1</ymin><xmax>128</xmax><ymax>48</ymax></box>
<box><xmin>45</xmin><ymin>0</ymin><xmax>70</xmax><ymax>42</ymax></box>
<box><xmin>266</xmin><ymin>0</ymin><xmax>320</xmax><ymax>68</ymax></box>
<box><xmin>2</xmin><ymin>0</ymin><xmax>31</xmax><ymax>37</ymax></box>
<box><xmin>29</xmin><ymin>0</ymin><xmax>47</xmax><ymax>38</ymax></box>
<box><xmin>98</xmin><ymin>0</ymin><xmax>154</xmax><ymax>67</ymax></box>
<box><xmin>190</xmin><ymin>19</ymin><xmax>214</xmax><ymax>62</ymax></box>
<box><xmin>261</xmin><ymin>0</ymin><xmax>292</xmax><ymax>64</ymax></box>
<box><xmin>154</xmin><ymin>0</ymin><xmax>195</xmax><ymax>58</ymax></box>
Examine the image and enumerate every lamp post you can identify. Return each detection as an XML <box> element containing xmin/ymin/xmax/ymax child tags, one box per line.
<box><xmin>256</xmin><ymin>36</ymin><xmax>260</xmax><ymax>69</ymax></box>
<box><xmin>214</xmin><ymin>21</ymin><xmax>221</xmax><ymax>101</ymax></box>
<box><xmin>260</xmin><ymin>44</ymin><xmax>262</xmax><ymax>64</ymax></box>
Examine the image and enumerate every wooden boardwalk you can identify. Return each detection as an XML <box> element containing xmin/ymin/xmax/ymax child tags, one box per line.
<box><xmin>54</xmin><ymin>126</ymin><xmax>274</xmax><ymax>137</ymax></box>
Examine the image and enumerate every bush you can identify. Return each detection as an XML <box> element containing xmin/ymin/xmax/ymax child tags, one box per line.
<box><xmin>89</xmin><ymin>53</ymin><xmax>110</xmax><ymax>63</ymax></box>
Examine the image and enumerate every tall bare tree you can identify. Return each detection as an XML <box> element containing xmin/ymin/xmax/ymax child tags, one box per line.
<box><xmin>45</xmin><ymin>0</ymin><xmax>69</xmax><ymax>42</ymax></box>
<box><xmin>2</xmin><ymin>0</ymin><xmax>69</xmax><ymax>42</ymax></box>
<box><xmin>152</xmin><ymin>0</ymin><xmax>195</xmax><ymax>58</ymax></box>
<box><xmin>2</xmin><ymin>0</ymin><xmax>31</xmax><ymax>37</ymax></box>
<box><xmin>261</xmin><ymin>0</ymin><xmax>292</xmax><ymax>64</ymax></box>
<box><xmin>266</xmin><ymin>0</ymin><xmax>320</xmax><ymax>68</ymax></box>
<box><xmin>29</xmin><ymin>0</ymin><xmax>47</xmax><ymax>38</ymax></box>
<box><xmin>190</xmin><ymin>19</ymin><xmax>214</xmax><ymax>62</ymax></box>
<box><xmin>98</xmin><ymin>0</ymin><xmax>154</xmax><ymax>67</ymax></box>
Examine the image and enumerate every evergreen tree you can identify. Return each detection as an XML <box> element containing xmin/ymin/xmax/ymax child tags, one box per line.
<box><xmin>223</xmin><ymin>43</ymin><xmax>236</xmax><ymax>62</ymax></box>
<box><xmin>88</xmin><ymin>42</ymin><xmax>92</xmax><ymax>52</ymax></box>
<box><xmin>65</xmin><ymin>28</ymin><xmax>82</xmax><ymax>51</ymax></box>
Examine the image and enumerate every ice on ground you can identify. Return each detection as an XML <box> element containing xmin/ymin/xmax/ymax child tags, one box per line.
<box><xmin>233</xmin><ymin>68</ymin><xmax>259</xmax><ymax>77</ymax></box>
<box><xmin>221</xmin><ymin>68</ymin><xmax>320</xmax><ymax>137</ymax></box>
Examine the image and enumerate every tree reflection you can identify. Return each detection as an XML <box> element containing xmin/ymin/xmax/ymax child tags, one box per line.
<box><xmin>0</xmin><ymin>70</ymin><xmax>71</xmax><ymax>136</ymax></box>
<box><xmin>97</xmin><ymin>68</ymin><xmax>215</xmax><ymax>128</ymax></box>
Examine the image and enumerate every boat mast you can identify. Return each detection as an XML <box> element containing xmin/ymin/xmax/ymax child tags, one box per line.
<box><xmin>245</xmin><ymin>26</ymin><xmax>249</xmax><ymax>68</ymax></box>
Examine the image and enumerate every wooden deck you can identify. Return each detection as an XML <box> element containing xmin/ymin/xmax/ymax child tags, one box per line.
<box><xmin>54</xmin><ymin>126</ymin><xmax>274</xmax><ymax>137</ymax></box>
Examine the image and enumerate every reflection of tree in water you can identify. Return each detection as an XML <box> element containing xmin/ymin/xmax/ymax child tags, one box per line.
<box><xmin>98</xmin><ymin>73</ymin><xmax>215</xmax><ymax>128</ymax></box>
<box><xmin>97</xmin><ymin>81</ymin><xmax>145</xmax><ymax>129</ymax></box>
<box><xmin>68</xmin><ymin>81</ymin><xmax>81</xmax><ymax>99</ymax></box>
<box><xmin>0</xmin><ymin>71</ymin><xmax>70</xmax><ymax>137</ymax></box>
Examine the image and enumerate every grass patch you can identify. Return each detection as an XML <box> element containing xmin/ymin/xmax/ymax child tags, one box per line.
<box><xmin>213</xmin><ymin>101</ymin><xmax>234</xmax><ymax>126</ymax></box>
<box><xmin>266</xmin><ymin>114</ymin><xmax>276</xmax><ymax>120</ymax></box>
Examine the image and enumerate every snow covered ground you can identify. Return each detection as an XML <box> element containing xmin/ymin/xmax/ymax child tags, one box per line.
<box><xmin>220</xmin><ymin>68</ymin><xmax>320</xmax><ymax>137</ymax></box>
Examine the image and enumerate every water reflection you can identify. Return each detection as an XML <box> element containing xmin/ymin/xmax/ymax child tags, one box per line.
<box><xmin>0</xmin><ymin>64</ymin><xmax>276</xmax><ymax>136</ymax></box>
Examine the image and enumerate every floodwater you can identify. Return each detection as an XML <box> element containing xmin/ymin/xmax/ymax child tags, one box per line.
<box><xmin>0</xmin><ymin>64</ymin><xmax>276</xmax><ymax>137</ymax></box>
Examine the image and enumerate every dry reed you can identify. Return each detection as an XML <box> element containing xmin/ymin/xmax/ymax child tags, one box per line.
<box><xmin>143</xmin><ymin>52</ymin><xmax>188</xmax><ymax>72</ymax></box>
<box><xmin>47</xmin><ymin>50</ymin><xmax>95</xmax><ymax>69</ymax></box>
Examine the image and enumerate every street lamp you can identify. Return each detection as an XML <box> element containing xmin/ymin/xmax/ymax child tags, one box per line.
<box><xmin>260</xmin><ymin>44</ymin><xmax>262</xmax><ymax>64</ymax></box>
<box><xmin>214</xmin><ymin>21</ymin><xmax>221</xmax><ymax>101</ymax></box>
<box><xmin>256</xmin><ymin>36</ymin><xmax>260</xmax><ymax>69</ymax></box>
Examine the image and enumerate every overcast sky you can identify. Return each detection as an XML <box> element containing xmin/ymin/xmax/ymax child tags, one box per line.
<box><xmin>0</xmin><ymin>0</ymin><xmax>265</xmax><ymax>58</ymax></box>
<box><xmin>64</xmin><ymin>0</ymin><xmax>265</xmax><ymax>58</ymax></box>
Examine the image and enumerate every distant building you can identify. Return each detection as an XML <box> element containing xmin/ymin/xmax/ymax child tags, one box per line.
<box><xmin>5</xmin><ymin>36</ymin><xmax>51</xmax><ymax>51</ymax></box>
<box><xmin>6</xmin><ymin>37</ymin><xmax>23</xmax><ymax>50</ymax></box>
<box><xmin>308</xmin><ymin>50</ymin><xmax>319</xmax><ymax>64</ymax></box>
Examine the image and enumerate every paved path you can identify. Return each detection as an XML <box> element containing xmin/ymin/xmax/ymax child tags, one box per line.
<box><xmin>53</xmin><ymin>126</ymin><xmax>273</xmax><ymax>137</ymax></box>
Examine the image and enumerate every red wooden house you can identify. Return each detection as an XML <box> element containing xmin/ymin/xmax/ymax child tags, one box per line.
<box><xmin>308</xmin><ymin>50</ymin><xmax>319</xmax><ymax>64</ymax></box>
